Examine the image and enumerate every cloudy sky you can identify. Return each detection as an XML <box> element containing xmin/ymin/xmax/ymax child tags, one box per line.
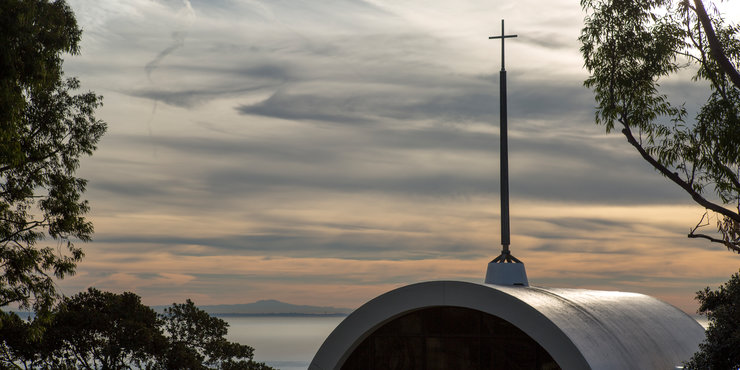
<box><xmin>58</xmin><ymin>0</ymin><xmax>739</xmax><ymax>312</ymax></box>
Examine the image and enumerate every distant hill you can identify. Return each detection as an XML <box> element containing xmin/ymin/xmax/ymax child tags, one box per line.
<box><xmin>153</xmin><ymin>299</ymin><xmax>353</xmax><ymax>316</ymax></box>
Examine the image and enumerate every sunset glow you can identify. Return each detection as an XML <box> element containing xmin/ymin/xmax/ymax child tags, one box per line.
<box><xmin>59</xmin><ymin>0</ymin><xmax>739</xmax><ymax>314</ymax></box>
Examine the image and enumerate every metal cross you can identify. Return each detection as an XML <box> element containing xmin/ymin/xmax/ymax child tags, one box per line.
<box><xmin>489</xmin><ymin>19</ymin><xmax>517</xmax><ymax>71</ymax></box>
<box><xmin>488</xmin><ymin>19</ymin><xmax>519</xmax><ymax>261</ymax></box>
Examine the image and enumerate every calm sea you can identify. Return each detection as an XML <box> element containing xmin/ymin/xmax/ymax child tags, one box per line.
<box><xmin>222</xmin><ymin>315</ymin><xmax>345</xmax><ymax>370</ymax></box>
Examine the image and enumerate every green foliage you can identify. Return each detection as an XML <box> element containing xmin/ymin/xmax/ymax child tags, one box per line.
<box><xmin>0</xmin><ymin>0</ymin><xmax>106</xmax><ymax>311</ymax></box>
<box><xmin>0</xmin><ymin>311</ymin><xmax>45</xmax><ymax>368</ymax></box>
<box><xmin>44</xmin><ymin>288</ymin><xmax>167</xmax><ymax>369</ymax></box>
<box><xmin>685</xmin><ymin>271</ymin><xmax>740</xmax><ymax>369</ymax></box>
<box><xmin>0</xmin><ymin>289</ymin><xmax>275</xmax><ymax>369</ymax></box>
<box><xmin>163</xmin><ymin>299</ymin><xmax>268</xmax><ymax>369</ymax></box>
<box><xmin>580</xmin><ymin>0</ymin><xmax>740</xmax><ymax>252</ymax></box>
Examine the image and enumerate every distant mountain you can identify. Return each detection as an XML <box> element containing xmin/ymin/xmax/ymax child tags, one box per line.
<box><xmin>153</xmin><ymin>299</ymin><xmax>353</xmax><ymax>316</ymax></box>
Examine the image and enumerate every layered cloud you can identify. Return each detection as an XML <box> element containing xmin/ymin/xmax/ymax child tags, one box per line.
<box><xmin>60</xmin><ymin>0</ymin><xmax>740</xmax><ymax>312</ymax></box>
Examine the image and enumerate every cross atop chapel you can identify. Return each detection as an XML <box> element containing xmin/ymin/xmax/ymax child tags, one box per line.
<box><xmin>489</xmin><ymin>19</ymin><xmax>518</xmax><ymax>71</ymax></box>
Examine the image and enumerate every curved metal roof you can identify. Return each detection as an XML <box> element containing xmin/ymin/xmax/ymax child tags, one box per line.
<box><xmin>310</xmin><ymin>281</ymin><xmax>704</xmax><ymax>370</ymax></box>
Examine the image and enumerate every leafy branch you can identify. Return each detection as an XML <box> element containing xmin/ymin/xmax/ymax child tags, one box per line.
<box><xmin>581</xmin><ymin>0</ymin><xmax>740</xmax><ymax>253</ymax></box>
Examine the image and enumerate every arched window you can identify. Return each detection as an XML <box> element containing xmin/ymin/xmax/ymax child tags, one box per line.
<box><xmin>342</xmin><ymin>306</ymin><xmax>560</xmax><ymax>370</ymax></box>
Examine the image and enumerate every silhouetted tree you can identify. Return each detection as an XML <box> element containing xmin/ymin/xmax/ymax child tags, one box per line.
<box><xmin>0</xmin><ymin>0</ymin><xmax>106</xmax><ymax>312</ymax></box>
<box><xmin>0</xmin><ymin>311</ymin><xmax>45</xmax><ymax>368</ymax></box>
<box><xmin>0</xmin><ymin>289</ymin><xmax>274</xmax><ymax>369</ymax></box>
<box><xmin>42</xmin><ymin>288</ymin><xmax>167</xmax><ymax>369</ymax></box>
<box><xmin>685</xmin><ymin>271</ymin><xmax>740</xmax><ymax>369</ymax></box>
<box><xmin>162</xmin><ymin>299</ymin><xmax>274</xmax><ymax>370</ymax></box>
<box><xmin>580</xmin><ymin>0</ymin><xmax>740</xmax><ymax>252</ymax></box>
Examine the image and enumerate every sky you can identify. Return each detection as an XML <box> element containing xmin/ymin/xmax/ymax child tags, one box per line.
<box><xmin>56</xmin><ymin>0</ymin><xmax>740</xmax><ymax>313</ymax></box>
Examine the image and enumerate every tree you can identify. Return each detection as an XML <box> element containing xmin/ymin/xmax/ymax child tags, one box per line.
<box><xmin>162</xmin><ymin>300</ymin><xmax>274</xmax><ymax>370</ymax></box>
<box><xmin>0</xmin><ymin>311</ymin><xmax>45</xmax><ymax>369</ymax></box>
<box><xmin>580</xmin><ymin>0</ymin><xmax>740</xmax><ymax>252</ymax></box>
<box><xmin>0</xmin><ymin>0</ymin><xmax>106</xmax><ymax>312</ymax></box>
<box><xmin>0</xmin><ymin>289</ymin><xmax>275</xmax><ymax>369</ymax></box>
<box><xmin>684</xmin><ymin>270</ymin><xmax>740</xmax><ymax>369</ymax></box>
<box><xmin>43</xmin><ymin>288</ymin><xmax>167</xmax><ymax>369</ymax></box>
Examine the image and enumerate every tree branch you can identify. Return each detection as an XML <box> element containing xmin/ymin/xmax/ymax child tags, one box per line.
<box><xmin>0</xmin><ymin>147</ymin><xmax>62</xmax><ymax>173</ymax></box>
<box><xmin>0</xmin><ymin>219</ymin><xmax>48</xmax><ymax>245</ymax></box>
<box><xmin>685</xmin><ymin>5</ymin><xmax>732</xmax><ymax>102</ymax></box>
<box><xmin>688</xmin><ymin>232</ymin><xmax>740</xmax><ymax>253</ymax></box>
<box><xmin>692</xmin><ymin>0</ymin><xmax>740</xmax><ymax>90</ymax></box>
<box><xmin>619</xmin><ymin>119</ymin><xmax>740</xmax><ymax>223</ymax></box>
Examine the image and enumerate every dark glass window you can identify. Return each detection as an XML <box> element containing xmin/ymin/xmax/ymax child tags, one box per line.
<box><xmin>341</xmin><ymin>306</ymin><xmax>560</xmax><ymax>370</ymax></box>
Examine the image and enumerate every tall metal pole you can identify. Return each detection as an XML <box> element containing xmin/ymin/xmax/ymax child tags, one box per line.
<box><xmin>489</xmin><ymin>20</ymin><xmax>518</xmax><ymax>262</ymax></box>
<box><xmin>500</xmin><ymin>61</ymin><xmax>510</xmax><ymax>253</ymax></box>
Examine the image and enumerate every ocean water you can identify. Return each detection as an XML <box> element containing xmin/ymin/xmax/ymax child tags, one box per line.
<box><xmin>222</xmin><ymin>315</ymin><xmax>345</xmax><ymax>370</ymax></box>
